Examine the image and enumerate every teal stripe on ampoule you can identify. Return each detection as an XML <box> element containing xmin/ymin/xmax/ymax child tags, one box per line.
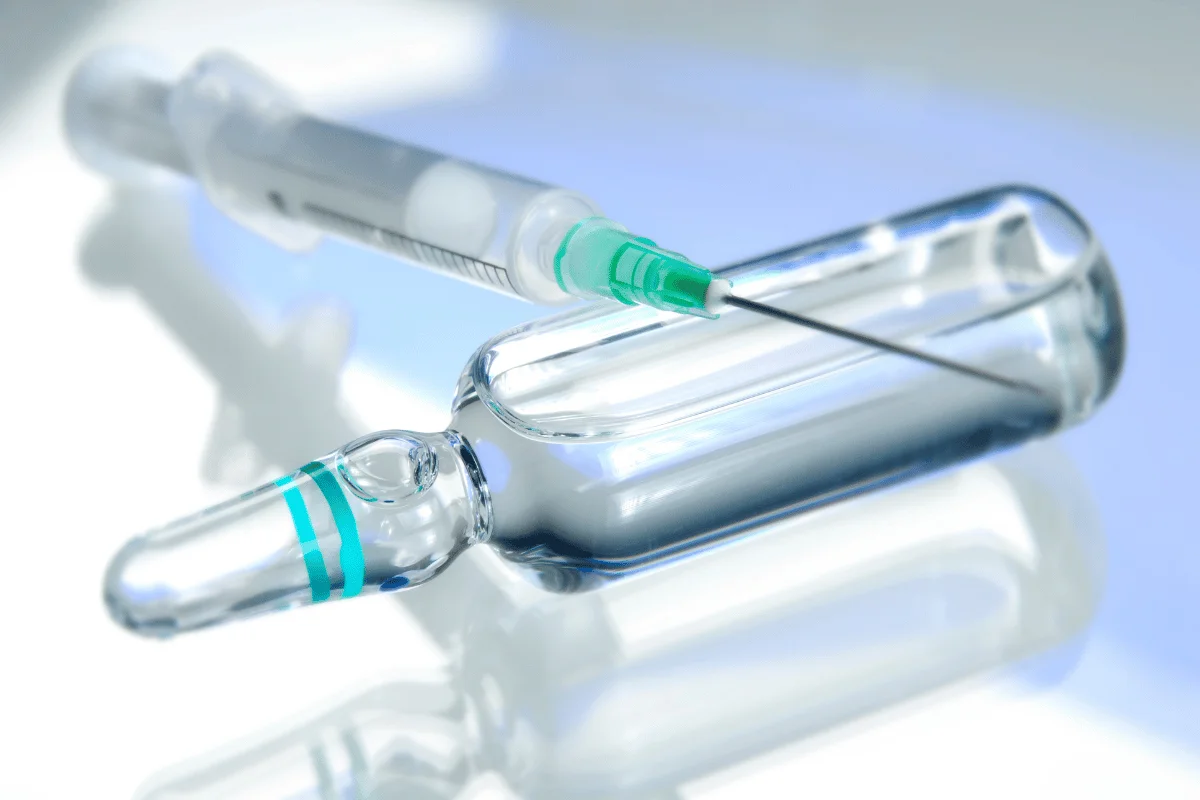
<box><xmin>301</xmin><ymin>461</ymin><xmax>365</xmax><ymax>598</ymax></box>
<box><xmin>274</xmin><ymin>474</ymin><xmax>332</xmax><ymax>602</ymax></box>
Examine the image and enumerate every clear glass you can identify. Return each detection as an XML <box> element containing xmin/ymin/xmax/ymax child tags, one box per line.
<box><xmin>466</xmin><ymin>185</ymin><xmax>1121</xmax><ymax>439</ymax></box>
<box><xmin>103</xmin><ymin>185</ymin><xmax>1124</xmax><ymax>635</ymax></box>
<box><xmin>131</xmin><ymin>445</ymin><xmax>1103</xmax><ymax>799</ymax></box>
<box><xmin>105</xmin><ymin>431</ymin><xmax>491</xmax><ymax>636</ymax></box>
<box><xmin>458</xmin><ymin>185</ymin><xmax>1123</xmax><ymax>587</ymax></box>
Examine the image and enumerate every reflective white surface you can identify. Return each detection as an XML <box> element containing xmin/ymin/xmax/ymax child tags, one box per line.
<box><xmin>1</xmin><ymin>0</ymin><xmax>1198</xmax><ymax>797</ymax></box>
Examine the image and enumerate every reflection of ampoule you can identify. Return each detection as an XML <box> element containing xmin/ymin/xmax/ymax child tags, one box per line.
<box><xmin>132</xmin><ymin>444</ymin><xmax>1103</xmax><ymax>799</ymax></box>
<box><xmin>105</xmin><ymin>186</ymin><xmax>1124</xmax><ymax>636</ymax></box>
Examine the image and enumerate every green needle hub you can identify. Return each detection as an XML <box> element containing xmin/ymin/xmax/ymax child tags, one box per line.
<box><xmin>554</xmin><ymin>217</ymin><xmax>717</xmax><ymax>318</ymax></box>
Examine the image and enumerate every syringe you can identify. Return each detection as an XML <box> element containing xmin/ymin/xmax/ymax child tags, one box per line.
<box><xmin>64</xmin><ymin>48</ymin><xmax>726</xmax><ymax>318</ymax></box>
<box><xmin>63</xmin><ymin>48</ymin><xmax>1050</xmax><ymax>398</ymax></box>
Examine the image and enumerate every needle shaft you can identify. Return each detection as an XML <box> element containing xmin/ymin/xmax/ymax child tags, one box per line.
<box><xmin>723</xmin><ymin>294</ymin><xmax>1049</xmax><ymax>400</ymax></box>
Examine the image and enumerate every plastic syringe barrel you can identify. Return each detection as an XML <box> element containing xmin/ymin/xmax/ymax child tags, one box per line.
<box><xmin>64</xmin><ymin>49</ymin><xmax>599</xmax><ymax>305</ymax></box>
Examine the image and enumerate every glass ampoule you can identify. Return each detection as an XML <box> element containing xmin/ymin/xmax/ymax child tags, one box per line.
<box><xmin>131</xmin><ymin>444</ymin><xmax>1102</xmax><ymax>799</ymax></box>
<box><xmin>105</xmin><ymin>185</ymin><xmax>1124</xmax><ymax>636</ymax></box>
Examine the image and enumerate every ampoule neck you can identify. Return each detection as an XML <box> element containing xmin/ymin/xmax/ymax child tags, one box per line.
<box><xmin>105</xmin><ymin>429</ymin><xmax>492</xmax><ymax>636</ymax></box>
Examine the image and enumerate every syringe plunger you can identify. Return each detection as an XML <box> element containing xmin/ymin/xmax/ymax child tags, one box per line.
<box><xmin>64</xmin><ymin>47</ymin><xmax>725</xmax><ymax>316</ymax></box>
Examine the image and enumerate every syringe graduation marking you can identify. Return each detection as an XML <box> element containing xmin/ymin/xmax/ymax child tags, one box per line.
<box><xmin>301</xmin><ymin>202</ymin><xmax>517</xmax><ymax>292</ymax></box>
<box><xmin>723</xmin><ymin>294</ymin><xmax>1052</xmax><ymax>401</ymax></box>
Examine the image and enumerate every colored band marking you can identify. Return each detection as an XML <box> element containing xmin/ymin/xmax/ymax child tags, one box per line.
<box><xmin>301</xmin><ymin>461</ymin><xmax>365</xmax><ymax>598</ymax></box>
<box><xmin>274</xmin><ymin>474</ymin><xmax>332</xmax><ymax>602</ymax></box>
